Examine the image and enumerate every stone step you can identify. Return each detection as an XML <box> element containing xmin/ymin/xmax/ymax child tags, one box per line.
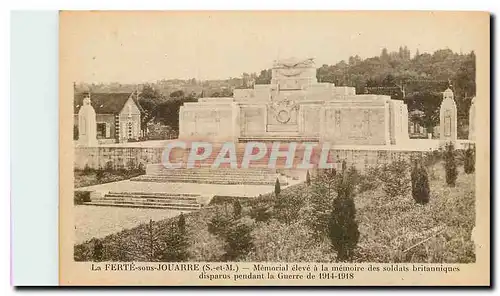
<box><xmin>82</xmin><ymin>201</ymin><xmax>200</xmax><ymax>211</ymax></box>
<box><xmin>92</xmin><ymin>198</ymin><xmax>201</xmax><ymax>208</ymax></box>
<box><xmin>238</xmin><ymin>136</ymin><xmax>320</xmax><ymax>143</ymax></box>
<box><xmin>105</xmin><ymin>192</ymin><xmax>199</xmax><ymax>200</ymax></box>
<box><xmin>101</xmin><ymin>196</ymin><xmax>199</xmax><ymax>204</ymax></box>
<box><xmin>131</xmin><ymin>175</ymin><xmax>287</xmax><ymax>185</ymax></box>
<box><xmin>146</xmin><ymin>171</ymin><xmax>278</xmax><ymax>179</ymax></box>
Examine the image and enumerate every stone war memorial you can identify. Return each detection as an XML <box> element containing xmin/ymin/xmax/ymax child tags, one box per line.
<box><xmin>179</xmin><ymin>57</ymin><xmax>410</xmax><ymax>146</ymax></box>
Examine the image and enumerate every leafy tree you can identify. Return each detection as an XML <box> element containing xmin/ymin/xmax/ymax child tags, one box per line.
<box><xmin>255</xmin><ymin>69</ymin><xmax>272</xmax><ymax>84</ymax></box>
<box><xmin>411</xmin><ymin>160</ymin><xmax>431</xmax><ymax>205</ymax></box>
<box><xmin>138</xmin><ymin>84</ymin><xmax>164</xmax><ymax>129</ymax></box>
<box><xmin>444</xmin><ymin>142</ymin><xmax>458</xmax><ymax>186</ymax></box>
<box><xmin>406</xmin><ymin>90</ymin><xmax>442</xmax><ymax>133</ymax></box>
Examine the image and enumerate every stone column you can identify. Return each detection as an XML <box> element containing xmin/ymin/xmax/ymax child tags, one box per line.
<box><xmin>439</xmin><ymin>88</ymin><xmax>457</xmax><ymax>142</ymax></box>
<box><xmin>78</xmin><ymin>94</ymin><xmax>98</xmax><ymax>146</ymax></box>
<box><xmin>469</xmin><ymin>97</ymin><xmax>476</xmax><ymax>141</ymax></box>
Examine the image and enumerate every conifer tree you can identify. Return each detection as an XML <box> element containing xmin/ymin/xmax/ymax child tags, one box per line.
<box><xmin>306</xmin><ymin>170</ymin><xmax>311</xmax><ymax>186</ymax></box>
<box><xmin>233</xmin><ymin>200</ymin><xmax>242</xmax><ymax>220</ymax></box>
<box><xmin>177</xmin><ymin>212</ymin><xmax>186</xmax><ymax>234</ymax></box>
<box><xmin>92</xmin><ymin>239</ymin><xmax>104</xmax><ymax>262</ymax></box>
<box><xmin>464</xmin><ymin>145</ymin><xmax>475</xmax><ymax>174</ymax></box>
<box><xmin>327</xmin><ymin>168</ymin><xmax>359</xmax><ymax>261</ymax></box>
<box><xmin>274</xmin><ymin>178</ymin><xmax>281</xmax><ymax>197</ymax></box>
<box><xmin>411</xmin><ymin>160</ymin><xmax>430</xmax><ymax>205</ymax></box>
<box><xmin>444</xmin><ymin>142</ymin><xmax>458</xmax><ymax>186</ymax></box>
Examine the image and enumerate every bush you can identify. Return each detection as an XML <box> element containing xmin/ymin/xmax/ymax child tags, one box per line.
<box><xmin>104</xmin><ymin>161</ymin><xmax>114</xmax><ymax>172</ymax></box>
<box><xmin>74</xmin><ymin>191</ymin><xmax>91</xmax><ymax>205</ymax></box>
<box><xmin>246</xmin><ymin>220</ymin><xmax>331</xmax><ymax>262</ymax></box>
<box><xmin>410</xmin><ymin>160</ymin><xmax>430</xmax><ymax>205</ymax></box>
<box><xmin>249</xmin><ymin>202</ymin><xmax>272</xmax><ymax>222</ymax></box>
<box><xmin>233</xmin><ymin>200</ymin><xmax>242</xmax><ymax>220</ymax></box>
<box><xmin>223</xmin><ymin>218</ymin><xmax>254</xmax><ymax>261</ymax></box>
<box><xmin>463</xmin><ymin>146</ymin><xmax>475</xmax><ymax>174</ymax></box>
<box><xmin>379</xmin><ymin>159</ymin><xmax>411</xmax><ymax>197</ymax></box>
<box><xmin>82</xmin><ymin>164</ymin><xmax>93</xmax><ymax>175</ymax></box>
<box><xmin>95</xmin><ymin>169</ymin><xmax>105</xmax><ymax>182</ymax></box>
<box><xmin>444</xmin><ymin>142</ymin><xmax>458</xmax><ymax>186</ymax></box>
<box><xmin>357</xmin><ymin>166</ymin><xmax>381</xmax><ymax>193</ymax></box>
<box><xmin>160</xmin><ymin>223</ymin><xmax>189</xmax><ymax>262</ymax></box>
<box><xmin>308</xmin><ymin>169</ymin><xmax>337</xmax><ymax>238</ymax></box>
<box><xmin>207</xmin><ymin>211</ymin><xmax>234</xmax><ymax>237</ymax></box>
<box><xmin>273</xmin><ymin>190</ymin><xmax>305</xmax><ymax>225</ymax></box>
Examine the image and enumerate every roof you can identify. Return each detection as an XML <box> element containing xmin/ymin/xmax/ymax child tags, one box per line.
<box><xmin>74</xmin><ymin>92</ymin><xmax>137</xmax><ymax>114</ymax></box>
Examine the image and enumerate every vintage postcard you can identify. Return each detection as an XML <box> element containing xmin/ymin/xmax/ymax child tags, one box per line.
<box><xmin>59</xmin><ymin>11</ymin><xmax>490</xmax><ymax>286</ymax></box>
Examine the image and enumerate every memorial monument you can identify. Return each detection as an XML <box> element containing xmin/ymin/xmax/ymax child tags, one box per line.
<box><xmin>77</xmin><ymin>94</ymin><xmax>98</xmax><ymax>147</ymax></box>
<box><xmin>439</xmin><ymin>88</ymin><xmax>457</xmax><ymax>142</ymax></box>
<box><xmin>179</xmin><ymin>57</ymin><xmax>409</xmax><ymax>145</ymax></box>
<box><xmin>469</xmin><ymin>96</ymin><xmax>476</xmax><ymax>141</ymax></box>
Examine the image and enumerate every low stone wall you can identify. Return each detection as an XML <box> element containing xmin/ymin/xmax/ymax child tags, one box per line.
<box><xmin>75</xmin><ymin>146</ymin><xmax>431</xmax><ymax>171</ymax></box>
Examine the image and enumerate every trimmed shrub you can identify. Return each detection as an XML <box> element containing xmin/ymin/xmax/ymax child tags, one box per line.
<box><xmin>464</xmin><ymin>146</ymin><xmax>475</xmax><ymax>174</ymax></box>
<box><xmin>410</xmin><ymin>160</ymin><xmax>431</xmax><ymax>205</ymax></box>
<box><xmin>379</xmin><ymin>159</ymin><xmax>411</xmax><ymax>197</ymax></box>
<box><xmin>444</xmin><ymin>142</ymin><xmax>458</xmax><ymax>186</ymax></box>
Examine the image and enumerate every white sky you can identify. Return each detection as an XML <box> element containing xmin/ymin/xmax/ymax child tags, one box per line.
<box><xmin>60</xmin><ymin>11</ymin><xmax>486</xmax><ymax>83</ymax></box>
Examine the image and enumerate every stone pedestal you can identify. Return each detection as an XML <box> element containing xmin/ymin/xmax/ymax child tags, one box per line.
<box><xmin>77</xmin><ymin>95</ymin><xmax>98</xmax><ymax>146</ymax></box>
<box><xmin>469</xmin><ymin>97</ymin><xmax>476</xmax><ymax>141</ymax></box>
<box><xmin>439</xmin><ymin>88</ymin><xmax>457</xmax><ymax>142</ymax></box>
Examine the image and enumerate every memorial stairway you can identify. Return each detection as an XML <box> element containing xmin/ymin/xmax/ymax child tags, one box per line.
<box><xmin>130</xmin><ymin>166</ymin><xmax>290</xmax><ymax>186</ymax></box>
<box><xmin>82</xmin><ymin>191</ymin><xmax>203</xmax><ymax>210</ymax></box>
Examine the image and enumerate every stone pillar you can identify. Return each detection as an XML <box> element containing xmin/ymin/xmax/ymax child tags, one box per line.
<box><xmin>439</xmin><ymin>88</ymin><xmax>457</xmax><ymax>142</ymax></box>
<box><xmin>469</xmin><ymin>97</ymin><xmax>476</xmax><ymax>141</ymax></box>
<box><xmin>78</xmin><ymin>94</ymin><xmax>98</xmax><ymax>146</ymax></box>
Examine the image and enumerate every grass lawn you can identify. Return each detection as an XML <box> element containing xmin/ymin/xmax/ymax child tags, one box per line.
<box><xmin>74</xmin><ymin>160</ymin><xmax>475</xmax><ymax>263</ymax></box>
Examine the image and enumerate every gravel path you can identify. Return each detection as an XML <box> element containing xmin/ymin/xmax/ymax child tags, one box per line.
<box><xmin>74</xmin><ymin>205</ymin><xmax>185</xmax><ymax>244</ymax></box>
